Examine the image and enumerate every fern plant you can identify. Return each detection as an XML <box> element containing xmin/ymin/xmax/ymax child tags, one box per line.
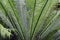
<box><xmin>0</xmin><ymin>0</ymin><xmax>60</xmax><ymax>40</ymax></box>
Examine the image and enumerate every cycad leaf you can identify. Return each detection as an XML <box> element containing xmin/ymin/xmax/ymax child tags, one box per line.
<box><xmin>30</xmin><ymin>0</ymin><xmax>58</xmax><ymax>40</ymax></box>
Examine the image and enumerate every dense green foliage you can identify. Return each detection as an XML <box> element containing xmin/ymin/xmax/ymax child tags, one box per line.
<box><xmin>0</xmin><ymin>0</ymin><xmax>60</xmax><ymax>40</ymax></box>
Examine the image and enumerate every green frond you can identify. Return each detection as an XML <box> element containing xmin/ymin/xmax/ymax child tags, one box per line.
<box><xmin>0</xmin><ymin>0</ymin><xmax>60</xmax><ymax>40</ymax></box>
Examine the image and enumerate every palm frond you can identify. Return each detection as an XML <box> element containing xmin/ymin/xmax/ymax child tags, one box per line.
<box><xmin>0</xmin><ymin>0</ymin><xmax>60</xmax><ymax>40</ymax></box>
